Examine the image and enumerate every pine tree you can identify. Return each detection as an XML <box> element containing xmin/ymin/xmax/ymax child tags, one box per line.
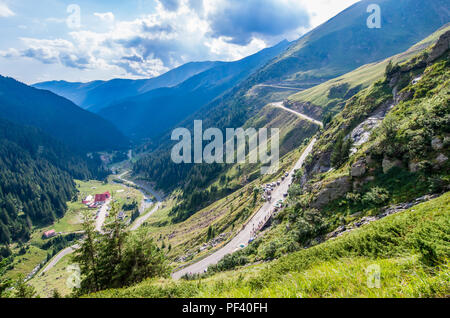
<box><xmin>12</xmin><ymin>274</ymin><xmax>37</xmax><ymax>298</ymax></box>
<box><xmin>72</xmin><ymin>211</ymin><xmax>100</xmax><ymax>294</ymax></box>
<box><xmin>96</xmin><ymin>203</ymin><xmax>128</xmax><ymax>289</ymax></box>
<box><xmin>52</xmin><ymin>289</ymin><xmax>61</xmax><ymax>298</ymax></box>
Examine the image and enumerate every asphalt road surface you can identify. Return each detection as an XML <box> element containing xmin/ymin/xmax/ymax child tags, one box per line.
<box><xmin>271</xmin><ymin>102</ymin><xmax>323</xmax><ymax>127</ymax></box>
<box><xmin>172</xmin><ymin>137</ymin><xmax>317</xmax><ymax>279</ymax></box>
<box><xmin>95</xmin><ymin>200</ymin><xmax>110</xmax><ymax>233</ymax></box>
<box><xmin>38</xmin><ymin>174</ymin><xmax>162</xmax><ymax>274</ymax></box>
<box><xmin>40</xmin><ymin>244</ymin><xmax>80</xmax><ymax>275</ymax></box>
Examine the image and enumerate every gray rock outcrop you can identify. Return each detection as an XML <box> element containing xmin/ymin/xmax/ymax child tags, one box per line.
<box><xmin>311</xmin><ymin>176</ymin><xmax>351</xmax><ymax>208</ymax></box>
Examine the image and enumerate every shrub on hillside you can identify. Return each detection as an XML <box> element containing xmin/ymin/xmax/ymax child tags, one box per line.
<box><xmin>362</xmin><ymin>187</ymin><xmax>390</xmax><ymax>207</ymax></box>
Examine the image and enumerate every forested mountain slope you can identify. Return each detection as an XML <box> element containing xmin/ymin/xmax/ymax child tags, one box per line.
<box><xmin>285</xmin><ymin>23</ymin><xmax>450</xmax><ymax>121</ymax></box>
<box><xmin>0</xmin><ymin>118</ymin><xmax>104</xmax><ymax>245</ymax></box>
<box><xmin>130</xmin><ymin>9</ymin><xmax>450</xmax><ymax>225</ymax></box>
<box><xmin>0</xmin><ymin>75</ymin><xmax>129</xmax><ymax>153</ymax></box>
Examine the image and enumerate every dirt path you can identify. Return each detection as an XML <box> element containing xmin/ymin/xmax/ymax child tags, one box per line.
<box><xmin>172</xmin><ymin>138</ymin><xmax>317</xmax><ymax>279</ymax></box>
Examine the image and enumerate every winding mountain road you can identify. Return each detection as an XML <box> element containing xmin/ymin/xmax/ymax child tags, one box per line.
<box><xmin>39</xmin><ymin>105</ymin><xmax>320</xmax><ymax>280</ymax></box>
<box><xmin>271</xmin><ymin>101</ymin><xmax>323</xmax><ymax>128</ymax></box>
<box><xmin>38</xmin><ymin>173</ymin><xmax>162</xmax><ymax>275</ymax></box>
<box><xmin>172</xmin><ymin>137</ymin><xmax>317</xmax><ymax>279</ymax></box>
<box><xmin>255</xmin><ymin>84</ymin><xmax>304</xmax><ymax>90</ymax></box>
<box><xmin>40</xmin><ymin>244</ymin><xmax>80</xmax><ymax>274</ymax></box>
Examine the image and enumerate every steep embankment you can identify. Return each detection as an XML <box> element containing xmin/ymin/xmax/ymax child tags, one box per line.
<box><xmin>88</xmin><ymin>192</ymin><xmax>450</xmax><ymax>298</ymax></box>
<box><xmin>0</xmin><ymin>118</ymin><xmax>91</xmax><ymax>245</ymax></box>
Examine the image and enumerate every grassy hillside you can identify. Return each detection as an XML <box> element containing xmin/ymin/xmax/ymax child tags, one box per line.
<box><xmin>255</xmin><ymin>0</ymin><xmax>449</xmax><ymax>86</ymax></box>
<box><xmin>88</xmin><ymin>192</ymin><xmax>450</xmax><ymax>298</ymax></box>
<box><xmin>286</xmin><ymin>24</ymin><xmax>450</xmax><ymax>118</ymax></box>
<box><xmin>82</xmin><ymin>29</ymin><xmax>450</xmax><ymax>299</ymax></box>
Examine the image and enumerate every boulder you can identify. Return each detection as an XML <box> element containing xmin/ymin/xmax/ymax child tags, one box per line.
<box><xmin>431</xmin><ymin>137</ymin><xmax>443</xmax><ymax>150</ymax></box>
<box><xmin>409</xmin><ymin>161</ymin><xmax>420</xmax><ymax>173</ymax></box>
<box><xmin>435</xmin><ymin>153</ymin><xmax>449</xmax><ymax>167</ymax></box>
<box><xmin>312</xmin><ymin>176</ymin><xmax>351</xmax><ymax>209</ymax></box>
<box><xmin>351</xmin><ymin>160</ymin><xmax>367</xmax><ymax>177</ymax></box>
<box><xmin>382</xmin><ymin>157</ymin><xmax>402</xmax><ymax>174</ymax></box>
<box><xmin>444</xmin><ymin>136</ymin><xmax>450</xmax><ymax>148</ymax></box>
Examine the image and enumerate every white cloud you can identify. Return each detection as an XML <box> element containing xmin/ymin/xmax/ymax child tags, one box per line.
<box><xmin>298</xmin><ymin>0</ymin><xmax>360</xmax><ymax>28</ymax></box>
<box><xmin>0</xmin><ymin>2</ymin><xmax>14</xmax><ymax>17</ymax></box>
<box><xmin>2</xmin><ymin>0</ymin><xmax>360</xmax><ymax>80</ymax></box>
<box><xmin>94</xmin><ymin>12</ymin><xmax>115</xmax><ymax>23</ymax></box>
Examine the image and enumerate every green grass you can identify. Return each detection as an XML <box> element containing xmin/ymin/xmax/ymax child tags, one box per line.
<box><xmin>87</xmin><ymin>191</ymin><xmax>450</xmax><ymax>298</ymax></box>
<box><xmin>2</xmin><ymin>245</ymin><xmax>47</xmax><ymax>280</ymax></box>
<box><xmin>29</xmin><ymin>253</ymin><xmax>74</xmax><ymax>298</ymax></box>
<box><xmin>287</xmin><ymin>25</ymin><xmax>450</xmax><ymax>111</ymax></box>
<box><xmin>198</xmin><ymin>256</ymin><xmax>449</xmax><ymax>298</ymax></box>
<box><xmin>2</xmin><ymin>179</ymin><xmax>144</xmax><ymax>283</ymax></box>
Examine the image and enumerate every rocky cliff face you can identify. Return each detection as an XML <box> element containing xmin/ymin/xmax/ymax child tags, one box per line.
<box><xmin>427</xmin><ymin>30</ymin><xmax>450</xmax><ymax>63</ymax></box>
<box><xmin>297</xmin><ymin>31</ymin><xmax>450</xmax><ymax>210</ymax></box>
<box><xmin>310</xmin><ymin>176</ymin><xmax>352</xmax><ymax>209</ymax></box>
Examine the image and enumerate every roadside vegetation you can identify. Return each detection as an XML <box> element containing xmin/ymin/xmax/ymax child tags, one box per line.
<box><xmin>87</xmin><ymin>192</ymin><xmax>450</xmax><ymax>298</ymax></box>
<box><xmin>71</xmin><ymin>205</ymin><xmax>168</xmax><ymax>296</ymax></box>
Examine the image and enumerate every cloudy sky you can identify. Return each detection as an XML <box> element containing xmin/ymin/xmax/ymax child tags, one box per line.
<box><xmin>0</xmin><ymin>0</ymin><xmax>359</xmax><ymax>84</ymax></box>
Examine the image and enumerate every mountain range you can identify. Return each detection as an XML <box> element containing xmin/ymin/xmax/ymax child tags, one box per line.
<box><xmin>0</xmin><ymin>75</ymin><xmax>129</xmax><ymax>153</ymax></box>
<box><xmin>98</xmin><ymin>40</ymin><xmax>290</xmax><ymax>140</ymax></box>
<box><xmin>32</xmin><ymin>0</ymin><xmax>449</xmax><ymax>146</ymax></box>
<box><xmin>33</xmin><ymin>61</ymin><xmax>219</xmax><ymax>112</ymax></box>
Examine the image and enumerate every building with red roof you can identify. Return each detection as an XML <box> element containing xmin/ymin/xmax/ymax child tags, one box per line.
<box><xmin>94</xmin><ymin>191</ymin><xmax>111</xmax><ymax>204</ymax></box>
<box><xmin>43</xmin><ymin>229</ymin><xmax>56</xmax><ymax>239</ymax></box>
